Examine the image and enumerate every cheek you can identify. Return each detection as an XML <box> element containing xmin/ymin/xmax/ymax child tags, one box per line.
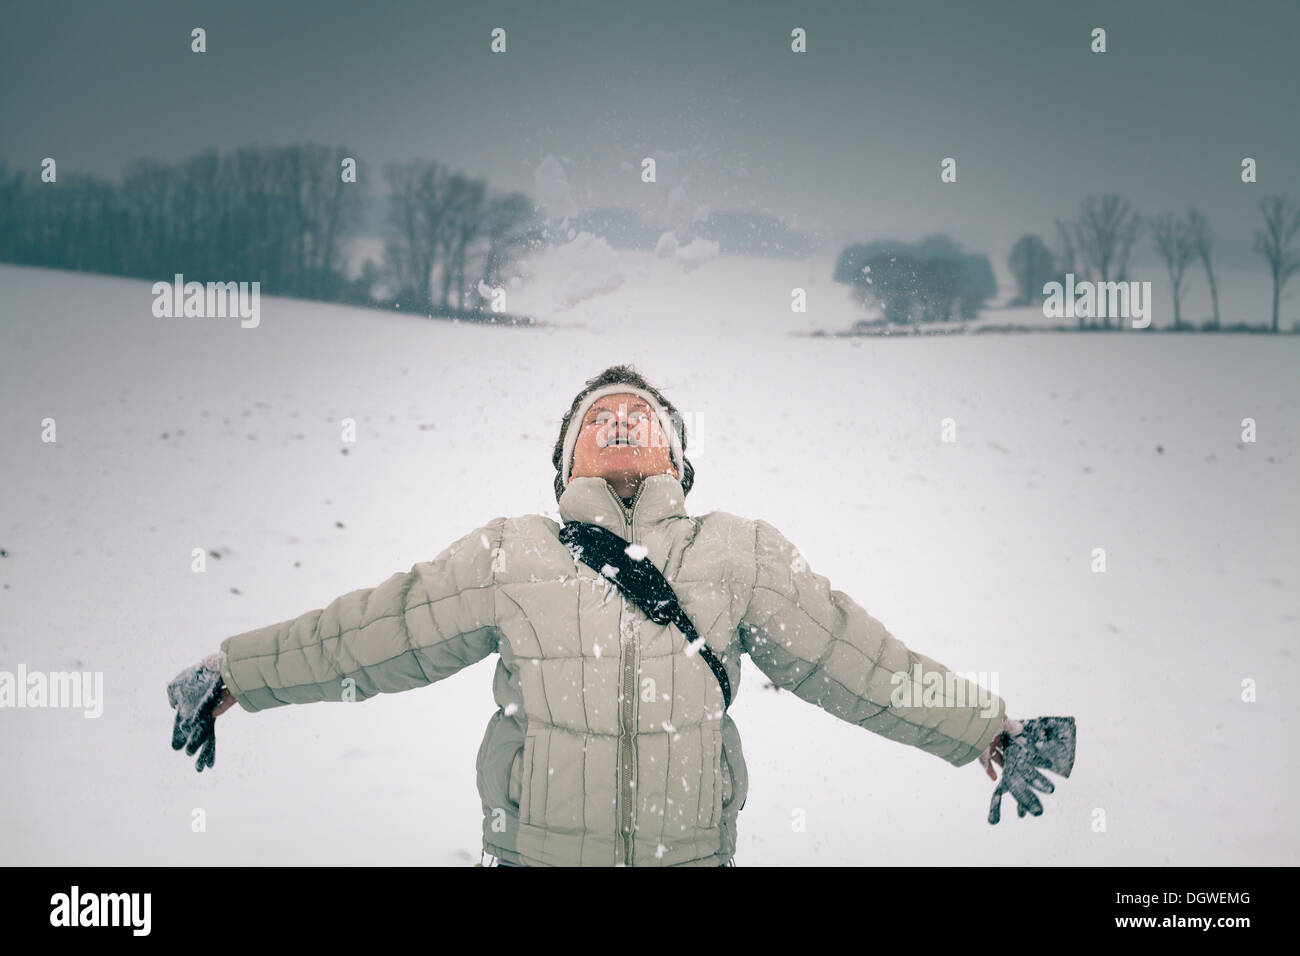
<box><xmin>572</xmin><ymin>426</ymin><xmax>602</xmax><ymax>466</ymax></box>
<box><xmin>647</xmin><ymin>423</ymin><xmax>673</xmax><ymax>459</ymax></box>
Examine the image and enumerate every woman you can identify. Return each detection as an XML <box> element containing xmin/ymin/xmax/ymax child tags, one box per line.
<box><xmin>168</xmin><ymin>363</ymin><xmax>1028</xmax><ymax>866</ymax></box>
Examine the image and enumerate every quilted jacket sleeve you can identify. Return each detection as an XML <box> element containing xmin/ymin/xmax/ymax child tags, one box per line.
<box><xmin>217</xmin><ymin>517</ymin><xmax>506</xmax><ymax>713</ymax></box>
<box><xmin>738</xmin><ymin>519</ymin><xmax>1005</xmax><ymax>767</ymax></box>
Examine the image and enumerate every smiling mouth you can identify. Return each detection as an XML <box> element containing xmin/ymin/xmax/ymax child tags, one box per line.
<box><xmin>601</xmin><ymin>436</ymin><xmax>643</xmax><ymax>448</ymax></box>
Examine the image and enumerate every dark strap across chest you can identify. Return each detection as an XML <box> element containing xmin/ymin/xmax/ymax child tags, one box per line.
<box><xmin>558</xmin><ymin>521</ymin><xmax>732</xmax><ymax>710</ymax></box>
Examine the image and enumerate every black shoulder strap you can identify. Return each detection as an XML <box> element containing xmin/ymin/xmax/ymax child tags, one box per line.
<box><xmin>558</xmin><ymin>521</ymin><xmax>731</xmax><ymax>710</ymax></box>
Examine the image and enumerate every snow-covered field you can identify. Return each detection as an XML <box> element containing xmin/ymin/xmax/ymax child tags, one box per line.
<box><xmin>1</xmin><ymin>251</ymin><xmax>1297</xmax><ymax>866</ymax></box>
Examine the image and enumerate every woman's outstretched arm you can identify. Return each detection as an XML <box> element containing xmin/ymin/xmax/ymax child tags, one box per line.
<box><xmin>737</xmin><ymin>518</ymin><xmax>1006</xmax><ymax>768</ymax></box>
<box><xmin>216</xmin><ymin>516</ymin><xmax>507</xmax><ymax>712</ymax></box>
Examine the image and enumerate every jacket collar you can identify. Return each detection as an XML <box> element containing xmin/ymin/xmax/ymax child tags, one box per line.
<box><xmin>558</xmin><ymin>473</ymin><xmax>687</xmax><ymax>539</ymax></box>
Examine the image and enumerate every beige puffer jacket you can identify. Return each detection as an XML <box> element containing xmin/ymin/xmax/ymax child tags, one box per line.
<box><xmin>218</xmin><ymin>473</ymin><xmax>1005</xmax><ymax>866</ymax></box>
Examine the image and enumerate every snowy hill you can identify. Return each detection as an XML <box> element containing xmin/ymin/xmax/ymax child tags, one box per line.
<box><xmin>1</xmin><ymin>255</ymin><xmax>1297</xmax><ymax>865</ymax></box>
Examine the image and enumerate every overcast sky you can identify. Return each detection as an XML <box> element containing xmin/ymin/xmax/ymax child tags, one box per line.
<box><xmin>3</xmin><ymin>0</ymin><xmax>1297</xmax><ymax>262</ymax></box>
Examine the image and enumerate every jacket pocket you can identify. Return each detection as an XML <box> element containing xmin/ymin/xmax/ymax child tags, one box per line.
<box><xmin>517</xmin><ymin>735</ymin><xmax>536</xmax><ymax>824</ymax></box>
<box><xmin>708</xmin><ymin>728</ymin><xmax>723</xmax><ymax>829</ymax></box>
<box><xmin>720</xmin><ymin>740</ymin><xmax>735</xmax><ymax>811</ymax></box>
<box><xmin>719</xmin><ymin>720</ymin><xmax>747</xmax><ymax>814</ymax></box>
<box><xmin>507</xmin><ymin>745</ymin><xmax>524</xmax><ymax>809</ymax></box>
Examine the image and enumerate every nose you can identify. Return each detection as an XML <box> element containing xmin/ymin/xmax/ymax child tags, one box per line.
<box><xmin>601</xmin><ymin>414</ymin><xmax>639</xmax><ymax>446</ymax></box>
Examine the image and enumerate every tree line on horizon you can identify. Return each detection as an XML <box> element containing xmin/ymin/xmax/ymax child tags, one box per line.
<box><xmin>0</xmin><ymin>146</ymin><xmax>541</xmax><ymax>322</ymax></box>
<box><xmin>4</xmin><ymin>151</ymin><xmax>1297</xmax><ymax>332</ymax></box>
<box><xmin>1007</xmin><ymin>194</ymin><xmax>1300</xmax><ymax>333</ymax></box>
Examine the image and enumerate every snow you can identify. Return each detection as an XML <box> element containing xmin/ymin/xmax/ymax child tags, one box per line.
<box><xmin>550</xmin><ymin>232</ymin><xmax>627</xmax><ymax>309</ymax></box>
<box><xmin>673</xmin><ymin>238</ymin><xmax>720</xmax><ymax>273</ymax></box>
<box><xmin>0</xmin><ymin>252</ymin><xmax>1297</xmax><ymax>866</ymax></box>
<box><xmin>652</xmin><ymin>232</ymin><xmax>718</xmax><ymax>272</ymax></box>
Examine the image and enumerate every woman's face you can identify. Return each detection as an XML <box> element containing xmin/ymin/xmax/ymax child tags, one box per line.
<box><xmin>569</xmin><ymin>391</ymin><xmax>678</xmax><ymax>499</ymax></box>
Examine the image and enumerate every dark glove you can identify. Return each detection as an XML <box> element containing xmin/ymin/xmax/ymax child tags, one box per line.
<box><xmin>167</xmin><ymin>655</ymin><xmax>225</xmax><ymax>772</ymax></box>
<box><xmin>988</xmin><ymin>716</ymin><xmax>1076</xmax><ymax>824</ymax></box>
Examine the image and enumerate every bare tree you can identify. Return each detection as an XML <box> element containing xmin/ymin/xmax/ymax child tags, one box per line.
<box><xmin>439</xmin><ymin>174</ymin><xmax>486</xmax><ymax>310</ymax></box>
<box><xmin>417</xmin><ymin>163</ymin><xmax>463</xmax><ymax>312</ymax></box>
<box><xmin>383</xmin><ymin>160</ymin><xmax>454</xmax><ymax>312</ymax></box>
<box><xmin>280</xmin><ymin>144</ymin><xmax>359</xmax><ymax>298</ymax></box>
<box><xmin>1152</xmin><ymin>213</ymin><xmax>1196</xmax><ymax>330</ymax></box>
<box><xmin>1063</xmin><ymin>194</ymin><xmax>1143</xmax><ymax>329</ymax></box>
<box><xmin>1183</xmin><ymin>208</ymin><xmax>1218</xmax><ymax>329</ymax></box>
<box><xmin>1253</xmin><ymin>195</ymin><xmax>1300</xmax><ymax>333</ymax></box>
<box><xmin>383</xmin><ymin>162</ymin><xmax>425</xmax><ymax>307</ymax></box>
<box><xmin>479</xmin><ymin>193</ymin><xmax>536</xmax><ymax>304</ymax></box>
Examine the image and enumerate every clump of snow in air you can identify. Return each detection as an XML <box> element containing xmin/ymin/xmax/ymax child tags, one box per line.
<box><xmin>673</xmin><ymin>237</ymin><xmax>719</xmax><ymax>272</ymax></box>
<box><xmin>624</xmin><ymin>543</ymin><xmax>648</xmax><ymax>561</ymax></box>
<box><xmin>550</xmin><ymin>232</ymin><xmax>626</xmax><ymax>308</ymax></box>
<box><xmin>503</xmin><ymin>702</ymin><xmax>518</xmax><ymax>717</ymax></box>
<box><xmin>654</xmin><ymin>232</ymin><xmax>717</xmax><ymax>272</ymax></box>
<box><xmin>599</xmin><ymin>563</ymin><xmax>619</xmax><ymax>578</ymax></box>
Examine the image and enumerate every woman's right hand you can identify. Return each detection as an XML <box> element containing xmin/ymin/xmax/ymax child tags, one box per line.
<box><xmin>213</xmin><ymin>686</ymin><xmax>236</xmax><ymax>717</ymax></box>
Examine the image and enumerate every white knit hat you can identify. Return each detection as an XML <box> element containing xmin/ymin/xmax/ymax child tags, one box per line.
<box><xmin>559</xmin><ymin>383</ymin><xmax>685</xmax><ymax>490</ymax></box>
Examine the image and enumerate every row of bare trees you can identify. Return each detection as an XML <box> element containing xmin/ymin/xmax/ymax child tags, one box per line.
<box><xmin>1151</xmin><ymin>197</ymin><xmax>1300</xmax><ymax>332</ymax></box>
<box><xmin>0</xmin><ymin>147</ymin><xmax>542</xmax><ymax>319</ymax></box>
<box><xmin>1150</xmin><ymin>208</ymin><xmax>1216</xmax><ymax>330</ymax></box>
<box><xmin>382</xmin><ymin>161</ymin><xmax>536</xmax><ymax>314</ymax></box>
<box><xmin>0</xmin><ymin>146</ymin><xmax>363</xmax><ymax>300</ymax></box>
<box><xmin>1009</xmin><ymin>194</ymin><xmax>1300</xmax><ymax>331</ymax></box>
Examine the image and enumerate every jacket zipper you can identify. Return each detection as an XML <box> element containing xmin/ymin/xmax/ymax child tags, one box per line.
<box><xmin>616</xmin><ymin>480</ymin><xmax>648</xmax><ymax>866</ymax></box>
<box><xmin>620</xmin><ymin>602</ymin><xmax>636</xmax><ymax>865</ymax></box>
